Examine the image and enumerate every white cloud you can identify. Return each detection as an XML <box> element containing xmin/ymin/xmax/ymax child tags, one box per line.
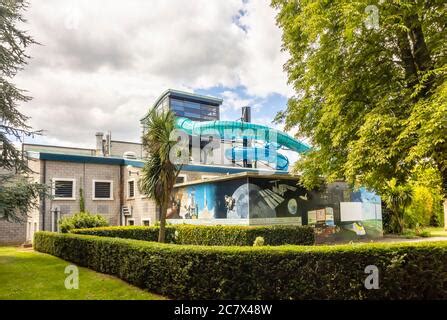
<box><xmin>15</xmin><ymin>0</ymin><xmax>292</xmax><ymax>148</ymax></box>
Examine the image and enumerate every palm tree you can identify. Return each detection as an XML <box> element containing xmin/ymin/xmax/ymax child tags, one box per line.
<box><xmin>140</xmin><ymin>109</ymin><xmax>181</xmax><ymax>242</ymax></box>
<box><xmin>382</xmin><ymin>179</ymin><xmax>414</xmax><ymax>234</ymax></box>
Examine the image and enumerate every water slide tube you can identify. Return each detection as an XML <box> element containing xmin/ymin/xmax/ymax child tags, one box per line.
<box><xmin>175</xmin><ymin>117</ymin><xmax>311</xmax><ymax>170</ymax></box>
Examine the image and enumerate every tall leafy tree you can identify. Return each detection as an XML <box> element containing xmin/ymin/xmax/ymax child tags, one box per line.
<box><xmin>0</xmin><ymin>0</ymin><xmax>47</xmax><ymax>222</ymax></box>
<box><xmin>140</xmin><ymin>110</ymin><xmax>180</xmax><ymax>243</ymax></box>
<box><xmin>272</xmin><ymin>1</ymin><xmax>446</xmax><ymax>214</ymax></box>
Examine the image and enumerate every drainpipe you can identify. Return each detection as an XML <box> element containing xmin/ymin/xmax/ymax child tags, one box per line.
<box><xmin>119</xmin><ymin>165</ymin><xmax>124</xmax><ymax>226</ymax></box>
<box><xmin>41</xmin><ymin>160</ymin><xmax>47</xmax><ymax>231</ymax></box>
<box><xmin>241</xmin><ymin>106</ymin><xmax>252</xmax><ymax>168</ymax></box>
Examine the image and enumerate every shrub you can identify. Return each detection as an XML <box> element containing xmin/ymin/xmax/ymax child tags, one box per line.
<box><xmin>72</xmin><ymin>225</ymin><xmax>176</xmax><ymax>243</ymax></box>
<box><xmin>418</xmin><ymin>230</ymin><xmax>431</xmax><ymax>238</ymax></box>
<box><xmin>34</xmin><ymin>232</ymin><xmax>447</xmax><ymax>299</ymax></box>
<box><xmin>59</xmin><ymin>212</ymin><xmax>108</xmax><ymax>233</ymax></box>
<box><xmin>72</xmin><ymin>224</ymin><xmax>315</xmax><ymax>246</ymax></box>
<box><xmin>253</xmin><ymin>236</ymin><xmax>265</xmax><ymax>246</ymax></box>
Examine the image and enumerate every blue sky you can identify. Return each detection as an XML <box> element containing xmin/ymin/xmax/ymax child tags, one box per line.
<box><xmin>196</xmin><ymin>86</ymin><xmax>287</xmax><ymax>123</ymax></box>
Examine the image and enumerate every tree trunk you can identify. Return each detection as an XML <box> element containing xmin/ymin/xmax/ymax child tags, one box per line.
<box><xmin>158</xmin><ymin>202</ymin><xmax>167</xmax><ymax>243</ymax></box>
<box><xmin>410</xmin><ymin>23</ymin><xmax>433</xmax><ymax>73</ymax></box>
<box><xmin>397</xmin><ymin>30</ymin><xmax>418</xmax><ymax>88</ymax></box>
<box><xmin>404</xmin><ymin>14</ymin><xmax>434</xmax><ymax>96</ymax></box>
<box><xmin>444</xmin><ymin>199</ymin><xmax>447</xmax><ymax>231</ymax></box>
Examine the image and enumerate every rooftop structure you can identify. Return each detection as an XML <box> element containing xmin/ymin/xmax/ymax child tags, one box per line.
<box><xmin>141</xmin><ymin>89</ymin><xmax>222</xmax><ymax>123</ymax></box>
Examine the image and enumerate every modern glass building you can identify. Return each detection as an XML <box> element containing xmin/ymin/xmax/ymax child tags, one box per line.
<box><xmin>142</xmin><ymin>89</ymin><xmax>222</xmax><ymax>122</ymax></box>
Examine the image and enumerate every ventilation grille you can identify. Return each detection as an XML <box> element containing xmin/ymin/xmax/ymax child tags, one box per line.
<box><xmin>94</xmin><ymin>181</ymin><xmax>111</xmax><ymax>199</ymax></box>
<box><xmin>122</xmin><ymin>206</ymin><xmax>132</xmax><ymax>216</ymax></box>
<box><xmin>54</xmin><ymin>180</ymin><xmax>73</xmax><ymax>198</ymax></box>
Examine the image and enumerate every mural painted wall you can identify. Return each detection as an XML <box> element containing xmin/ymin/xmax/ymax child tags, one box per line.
<box><xmin>167</xmin><ymin>178</ymin><xmax>249</xmax><ymax>222</ymax></box>
<box><xmin>168</xmin><ymin>176</ymin><xmax>383</xmax><ymax>241</ymax></box>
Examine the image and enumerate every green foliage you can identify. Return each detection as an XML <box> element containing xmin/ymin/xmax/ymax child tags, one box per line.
<box><xmin>72</xmin><ymin>225</ymin><xmax>176</xmax><ymax>243</ymax></box>
<box><xmin>0</xmin><ymin>1</ymin><xmax>48</xmax><ymax>223</ymax></box>
<box><xmin>140</xmin><ymin>109</ymin><xmax>179</xmax><ymax>243</ymax></box>
<box><xmin>417</xmin><ymin>230</ymin><xmax>431</xmax><ymax>238</ymax></box>
<box><xmin>382</xmin><ymin>179</ymin><xmax>413</xmax><ymax>234</ymax></box>
<box><xmin>173</xmin><ymin>224</ymin><xmax>315</xmax><ymax>246</ymax></box>
<box><xmin>79</xmin><ymin>188</ymin><xmax>85</xmax><ymax>213</ymax></box>
<box><xmin>0</xmin><ymin>0</ymin><xmax>39</xmax><ymax>172</ymax></box>
<box><xmin>59</xmin><ymin>212</ymin><xmax>109</xmax><ymax>233</ymax></box>
<box><xmin>406</xmin><ymin>165</ymin><xmax>444</xmax><ymax>228</ymax></box>
<box><xmin>405</xmin><ymin>186</ymin><xmax>436</xmax><ymax>228</ymax></box>
<box><xmin>271</xmin><ymin>0</ymin><xmax>447</xmax><ymax>198</ymax></box>
<box><xmin>253</xmin><ymin>236</ymin><xmax>265</xmax><ymax>247</ymax></box>
<box><xmin>35</xmin><ymin>232</ymin><xmax>447</xmax><ymax>299</ymax></box>
<box><xmin>0</xmin><ymin>175</ymin><xmax>48</xmax><ymax>223</ymax></box>
<box><xmin>71</xmin><ymin>224</ymin><xmax>315</xmax><ymax>246</ymax></box>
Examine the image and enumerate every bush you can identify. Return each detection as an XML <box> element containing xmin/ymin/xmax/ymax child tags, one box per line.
<box><xmin>72</xmin><ymin>224</ymin><xmax>315</xmax><ymax>246</ymax></box>
<box><xmin>253</xmin><ymin>236</ymin><xmax>265</xmax><ymax>246</ymax></box>
<box><xmin>34</xmin><ymin>232</ymin><xmax>447</xmax><ymax>299</ymax></box>
<box><xmin>72</xmin><ymin>225</ymin><xmax>176</xmax><ymax>243</ymax></box>
<box><xmin>59</xmin><ymin>212</ymin><xmax>109</xmax><ymax>233</ymax></box>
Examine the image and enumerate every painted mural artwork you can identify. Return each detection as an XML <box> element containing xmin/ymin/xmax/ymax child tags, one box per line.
<box><xmin>168</xmin><ymin>177</ymin><xmax>383</xmax><ymax>242</ymax></box>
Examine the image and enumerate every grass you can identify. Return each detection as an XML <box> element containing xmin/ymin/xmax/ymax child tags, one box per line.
<box><xmin>390</xmin><ymin>227</ymin><xmax>447</xmax><ymax>239</ymax></box>
<box><xmin>0</xmin><ymin>246</ymin><xmax>165</xmax><ymax>300</ymax></box>
<box><xmin>425</xmin><ymin>227</ymin><xmax>447</xmax><ymax>237</ymax></box>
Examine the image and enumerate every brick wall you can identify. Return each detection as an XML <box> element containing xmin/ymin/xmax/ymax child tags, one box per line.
<box><xmin>0</xmin><ymin>160</ymin><xmax>40</xmax><ymax>245</ymax></box>
<box><xmin>123</xmin><ymin>167</ymin><xmax>158</xmax><ymax>226</ymax></box>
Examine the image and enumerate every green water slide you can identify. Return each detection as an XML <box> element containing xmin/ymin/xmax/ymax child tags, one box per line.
<box><xmin>175</xmin><ymin>117</ymin><xmax>311</xmax><ymax>170</ymax></box>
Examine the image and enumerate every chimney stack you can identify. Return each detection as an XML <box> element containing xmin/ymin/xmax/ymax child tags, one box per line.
<box><xmin>95</xmin><ymin>132</ymin><xmax>104</xmax><ymax>156</ymax></box>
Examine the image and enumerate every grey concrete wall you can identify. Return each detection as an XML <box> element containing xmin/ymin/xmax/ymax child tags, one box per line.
<box><xmin>42</xmin><ymin>161</ymin><xmax>121</xmax><ymax>230</ymax></box>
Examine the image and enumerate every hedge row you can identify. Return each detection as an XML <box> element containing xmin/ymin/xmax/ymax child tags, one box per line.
<box><xmin>72</xmin><ymin>226</ymin><xmax>176</xmax><ymax>242</ymax></box>
<box><xmin>71</xmin><ymin>224</ymin><xmax>315</xmax><ymax>246</ymax></box>
<box><xmin>35</xmin><ymin>232</ymin><xmax>447</xmax><ymax>299</ymax></box>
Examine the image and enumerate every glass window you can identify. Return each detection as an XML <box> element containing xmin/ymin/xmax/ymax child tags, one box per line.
<box><xmin>172</xmin><ymin>105</ymin><xmax>184</xmax><ymax>111</ymax></box>
<box><xmin>128</xmin><ymin>180</ymin><xmax>135</xmax><ymax>198</ymax></box>
<box><xmin>171</xmin><ymin>98</ymin><xmax>184</xmax><ymax>107</ymax></box>
<box><xmin>184</xmin><ymin>101</ymin><xmax>201</xmax><ymax>110</ymax></box>
<box><xmin>184</xmin><ymin>107</ymin><xmax>201</xmax><ymax>115</ymax></box>
<box><xmin>184</xmin><ymin>112</ymin><xmax>201</xmax><ymax>118</ymax></box>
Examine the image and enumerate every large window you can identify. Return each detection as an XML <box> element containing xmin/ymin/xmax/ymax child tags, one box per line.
<box><xmin>169</xmin><ymin>98</ymin><xmax>219</xmax><ymax>121</ymax></box>
<box><xmin>93</xmin><ymin>180</ymin><xmax>113</xmax><ymax>200</ymax></box>
<box><xmin>52</xmin><ymin>178</ymin><xmax>75</xmax><ymax>200</ymax></box>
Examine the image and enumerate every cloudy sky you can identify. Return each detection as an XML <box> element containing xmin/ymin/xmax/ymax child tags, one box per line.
<box><xmin>16</xmin><ymin>0</ymin><xmax>296</xmax><ymax>158</ymax></box>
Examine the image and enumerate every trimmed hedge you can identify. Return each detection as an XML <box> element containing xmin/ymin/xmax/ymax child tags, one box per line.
<box><xmin>71</xmin><ymin>224</ymin><xmax>315</xmax><ymax>246</ymax></box>
<box><xmin>174</xmin><ymin>224</ymin><xmax>315</xmax><ymax>246</ymax></box>
<box><xmin>71</xmin><ymin>226</ymin><xmax>176</xmax><ymax>243</ymax></box>
<box><xmin>35</xmin><ymin>231</ymin><xmax>447</xmax><ymax>299</ymax></box>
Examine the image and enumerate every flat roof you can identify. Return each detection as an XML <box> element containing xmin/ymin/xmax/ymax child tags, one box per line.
<box><xmin>174</xmin><ymin>171</ymin><xmax>300</xmax><ymax>188</ymax></box>
<box><xmin>27</xmin><ymin>151</ymin><xmax>289</xmax><ymax>175</ymax></box>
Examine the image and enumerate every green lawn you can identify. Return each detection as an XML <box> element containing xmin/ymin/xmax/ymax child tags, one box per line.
<box><xmin>425</xmin><ymin>227</ymin><xmax>447</xmax><ymax>237</ymax></box>
<box><xmin>0</xmin><ymin>246</ymin><xmax>165</xmax><ymax>300</ymax></box>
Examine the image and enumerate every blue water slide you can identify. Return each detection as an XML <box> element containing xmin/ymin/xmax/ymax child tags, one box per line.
<box><xmin>174</xmin><ymin>117</ymin><xmax>311</xmax><ymax>170</ymax></box>
<box><xmin>175</xmin><ymin>117</ymin><xmax>310</xmax><ymax>153</ymax></box>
